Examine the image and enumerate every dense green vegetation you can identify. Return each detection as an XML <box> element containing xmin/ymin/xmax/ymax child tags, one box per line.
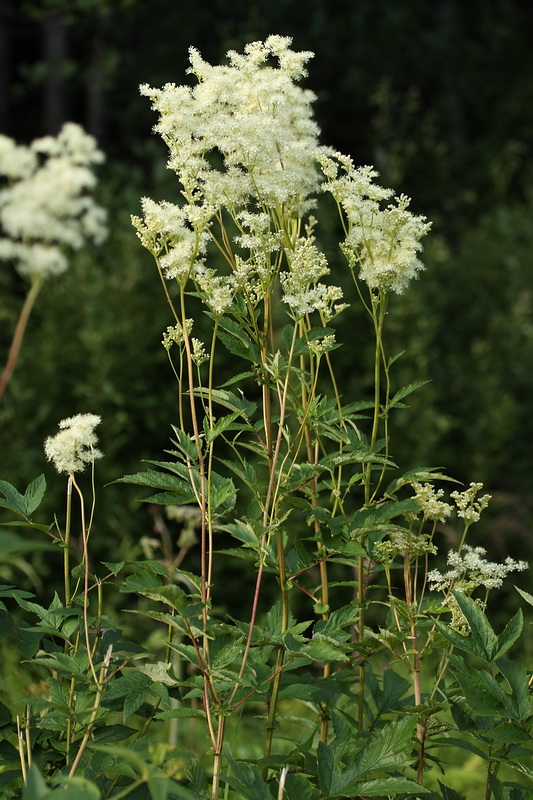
<box><xmin>2</xmin><ymin>0</ymin><xmax>533</xmax><ymax>568</ymax></box>
<box><xmin>1</xmin><ymin>9</ymin><xmax>533</xmax><ymax>796</ymax></box>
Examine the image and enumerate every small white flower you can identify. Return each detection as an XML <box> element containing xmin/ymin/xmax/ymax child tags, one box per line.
<box><xmin>44</xmin><ymin>414</ymin><xmax>103</xmax><ymax>474</ymax></box>
<box><xmin>428</xmin><ymin>544</ymin><xmax>527</xmax><ymax>594</ymax></box>
<box><xmin>411</xmin><ymin>482</ymin><xmax>453</xmax><ymax>523</ymax></box>
<box><xmin>191</xmin><ymin>338</ymin><xmax>209</xmax><ymax>365</ymax></box>
<box><xmin>451</xmin><ymin>482</ymin><xmax>491</xmax><ymax>524</ymax></box>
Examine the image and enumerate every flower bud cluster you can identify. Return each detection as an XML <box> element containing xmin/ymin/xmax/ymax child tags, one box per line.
<box><xmin>162</xmin><ymin>319</ymin><xmax>193</xmax><ymax>351</ymax></box>
<box><xmin>373</xmin><ymin>530</ymin><xmax>437</xmax><ymax>566</ymax></box>
<box><xmin>411</xmin><ymin>482</ymin><xmax>453</xmax><ymax>522</ymax></box>
<box><xmin>450</xmin><ymin>482</ymin><xmax>491</xmax><ymax>524</ymax></box>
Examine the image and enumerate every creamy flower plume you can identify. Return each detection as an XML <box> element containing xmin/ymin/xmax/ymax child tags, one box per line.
<box><xmin>428</xmin><ymin>544</ymin><xmax>527</xmax><ymax>593</ymax></box>
<box><xmin>139</xmin><ymin>36</ymin><xmax>321</xmax><ymax>214</ymax></box>
<box><xmin>44</xmin><ymin>414</ymin><xmax>103</xmax><ymax>474</ymax></box>
<box><xmin>319</xmin><ymin>152</ymin><xmax>431</xmax><ymax>294</ymax></box>
<box><xmin>0</xmin><ymin>123</ymin><xmax>107</xmax><ymax>280</ymax></box>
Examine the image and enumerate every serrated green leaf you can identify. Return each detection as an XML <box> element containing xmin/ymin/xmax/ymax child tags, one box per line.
<box><xmin>169</xmin><ymin>426</ymin><xmax>200</xmax><ymax>462</ymax></box>
<box><xmin>432</xmin><ymin>736</ymin><xmax>489</xmax><ymax>760</ymax></box>
<box><xmin>23</xmin><ymin>475</ymin><xmax>46</xmax><ymax>516</ymax></box>
<box><xmin>317</xmin><ymin>740</ymin><xmax>335</xmax><ymax>794</ymax></box>
<box><xmin>281</xmin><ymin>773</ymin><xmax>313</xmax><ymax>800</ymax></box>
<box><xmin>204</xmin><ymin>412</ymin><xmax>239</xmax><ymax>444</ymax></box>
<box><xmin>516</xmin><ymin>585</ymin><xmax>533</xmax><ymax>608</ymax></box>
<box><xmin>119</xmin><ymin>570</ymin><xmax>164</xmax><ymax>593</ymax></box>
<box><xmin>21</xmin><ymin>764</ymin><xmax>48</xmax><ymax>800</ymax></box>
<box><xmin>224</xmin><ymin>750</ymin><xmax>270</xmax><ymax>800</ymax></box>
<box><xmin>349</xmin><ymin>776</ymin><xmax>430</xmax><ymax>796</ymax></box>
<box><xmin>101</xmin><ymin>561</ymin><xmax>125</xmax><ymax>576</ymax></box>
<box><xmin>354</xmin><ymin>715</ymin><xmax>417</xmax><ymax>779</ymax></box>
<box><xmin>496</xmin><ymin>657</ymin><xmax>531</xmax><ymax>720</ymax></box>
<box><xmin>496</xmin><ymin>609</ymin><xmax>523</xmax><ymax>659</ymax></box>
<box><xmin>192</xmin><ymin>388</ymin><xmax>256</xmax><ymax>419</ymax></box>
<box><xmin>217</xmin><ymin>458</ymin><xmax>257</xmax><ymax>489</ymax></box>
<box><xmin>210</xmin><ymin>477</ymin><xmax>236</xmax><ymax>512</ymax></box>
<box><xmin>389</xmin><ymin>380</ymin><xmax>430</xmax><ymax>408</ymax></box>
<box><xmin>437</xmin><ymin>781</ymin><xmax>468</xmax><ymax>800</ymax></box>
<box><xmin>92</xmin><ymin>724</ymin><xmax>136</xmax><ymax>743</ymax></box>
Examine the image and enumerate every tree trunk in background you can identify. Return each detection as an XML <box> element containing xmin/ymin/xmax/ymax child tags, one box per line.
<box><xmin>42</xmin><ymin>7</ymin><xmax>68</xmax><ymax>134</ymax></box>
<box><xmin>86</xmin><ymin>10</ymin><xmax>107</xmax><ymax>142</ymax></box>
<box><xmin>0</xmin><ymin>0</ymin><xmax>9</xmax><ymax>133</ymax></box>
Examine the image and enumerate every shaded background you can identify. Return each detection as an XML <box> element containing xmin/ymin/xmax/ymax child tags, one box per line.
<box><xmin>2</xmin><ymin>0</ymin><xmax>533</xmax><ymax>590</ymax></box>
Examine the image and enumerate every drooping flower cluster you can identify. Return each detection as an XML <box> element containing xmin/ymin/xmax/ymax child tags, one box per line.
<box><xmin>319</xmin><ymin>152</ymin><xmax>431</xmax><ymax>294</ymax></box>
<box><xmin>427</xmin><ymin>544</ymin><xmax>527</xmax><ymax>594</ymax></box>
<box><xmin>0</xmin><ymin>124</ymin><xmax>107</xmax><ymax>280</ymax></box>
<box><xmin>44</xmin><ymin>414</ymin><xmax>103</xmax><ymax>475</ymax></box>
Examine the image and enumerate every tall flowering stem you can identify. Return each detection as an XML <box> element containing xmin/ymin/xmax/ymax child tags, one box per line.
<box><xmin>133</xmin><ymin>36</ymin><xmax>432</xmax><ymax>793</ymax></box>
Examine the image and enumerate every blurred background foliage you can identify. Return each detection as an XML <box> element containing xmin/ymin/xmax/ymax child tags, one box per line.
<box><xmin>1</xmin><ymin>0</ymin><xmax>533</xmax><ymax>612</ymax></box>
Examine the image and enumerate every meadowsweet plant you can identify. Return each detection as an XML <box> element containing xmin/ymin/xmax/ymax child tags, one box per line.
<box><xmin>0</xmin><ymin>36</ymin><xmax>532</xmax><ymax>800</ymax></box>
<box><xmin>0</xmin><ymin>124</ymin><xmax>107</xmax><ymax>400</ymax></box>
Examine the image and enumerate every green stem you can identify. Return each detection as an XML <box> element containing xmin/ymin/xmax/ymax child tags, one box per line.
<box><xmin>64</xmin><ymin>477</ymin><xmax>73</xmax><ymax>607</ymax></box>
<box><xmin>211</xmin><ymin>715</ymin><xmax>227</xmax><ymax>800</ymax></box>
<box><xmin>68</xmin><ymin>646</ymin><xmax>113</xmax><ymax>777</ymax></box>
<box><xmin>263</xmin><ymin>530</ymin><xmax>289</xmax><ymax>767</ymax></box>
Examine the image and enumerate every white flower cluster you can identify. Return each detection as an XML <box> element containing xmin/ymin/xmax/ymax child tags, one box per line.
<box><xmin>140</xmin><ymin>35</ymin><xmax>321</xmax><ymax>214</ymax></box>
<box><xmin>411</xmin><ymin>482</ymin><xmax>453</xmax><ymax>523</ymax></box>
<box><xmin>162</xmin><ymin>319</ymin><xmax>193</xmax><ymax>351</ymax></box>
<box><xmin>281</xmin><ymin>236</ymin><xmax>347</xmax><ymax>320</ymax></box>
<box><xmin>44</xmin><ymin>413</ymin><xmax>103</xmax><ymax>475</ymax></box>
<box><xmin>450</xmin><ymin>482</ymin><xmax>491</xmax><ymax>525</ymax></box>
<box><xmin>131</xmin><ymin>197</ymin><xmax>210</xmax><ymax>284</ymax></box>
<box><xmin>307</xmin><ymin>334</ymin><xmax>337</xmax><ymax>356</ymax></box>
<box><xmin>428</xmin><ymin>544</ymin><xmax>527</xmax><ymax>593</ymax></box>
<box><xmin>319</xmin><ymin>152</ymin><xmax>431</xmax><ymax>294</ymax></box>
<box><xmin>0</xmin><ymin>124</ymin><xmax>107</xmax><ymax>280</ymax></box>
<box><xmin>194</xmin><ymin>265</ymin><xmax>234</xmax><ymax>316</ymax></box>
<box><xmin>191</xmin><ymin>338</ymin><xmax>209</xmax><ymax>365</ymax></box>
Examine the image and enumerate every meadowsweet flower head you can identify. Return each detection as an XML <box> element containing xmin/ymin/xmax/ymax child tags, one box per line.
<box><xmin>307</xmin><ymin>334</ymin><xmax>337</xmax><ymax>356</ymax></box>
<box><xmin>194</xmin><ymin>265</ymin><xmax>234</xmax><ymax>315</ymax></box>
<box><xmin>0</xmin><ymin>124</ymin><xmax>107</xmax><ymax>281</ymax></box>
<box><xmin>319</xmin><ymin>152</ymin><xmax>431</xmax><ymax>294</ymax></box>
<box><xmin>280</xmin><ymin>237</ymin><xmax>345</xmax><ymax>320</ymax></box>
<box><xmin>162</xmin><ymin>319</ymin><xmax>193</xmax><ymax>350</ymax></box>
<box><xmin>450</xmin><ymin>482</ymin><xmax>491</xmax><ymax>524</ymax></box>
<box><xmin>191</xmin><ymin>338</ymin><xmax>209</xmax><ymax>366</ymax></box>
<box><xmin>411</xmin><ymin>482</ymin><xmax>453</xmax><ymax>522</ymax></box>
<box><xmin>373</xmin><ymin>530</ymin><xmax>437</xmax><ymax>566</ymax></box>
<box><xmin>132</xmin><ymin>197</ymin><xmax>211</xmax><ymax>284</ymax></box>
<box><xmin>44</xmin><ymin>414</ymin><xmax>103</xmax><ymax>475</ymax></box>
<box><xmin>427</xmin><ymin>544</ymin><xmax>527</xmax><ymax>594</ymax></box>
<box><xmin>140</xmin><ymin>36</ymin><xmax>321</xmax><ymax>214</ymax></box>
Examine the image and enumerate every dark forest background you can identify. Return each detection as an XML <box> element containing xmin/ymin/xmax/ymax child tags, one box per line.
<box><xmin>2</xmin><ymin>0</ymin><xmax>533</xmax><ymax>591</ymax></box>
